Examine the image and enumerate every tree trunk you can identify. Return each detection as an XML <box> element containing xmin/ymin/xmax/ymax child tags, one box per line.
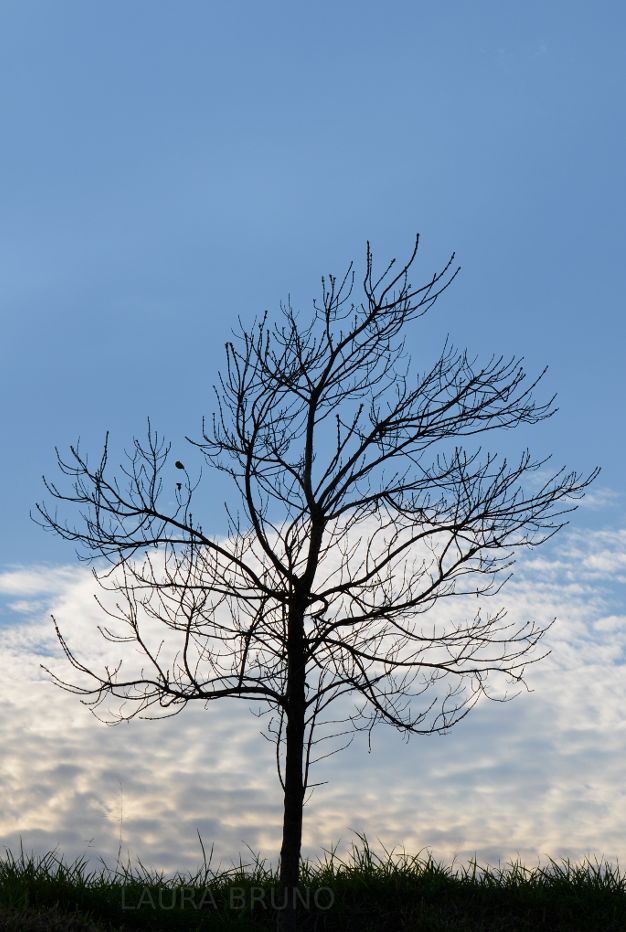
<box><xmin>278</xmin><ymin>602</ymin><xmax>306</xmax><ymax>932</ymax></box>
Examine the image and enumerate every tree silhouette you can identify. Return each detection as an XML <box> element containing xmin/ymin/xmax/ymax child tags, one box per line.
<box><xmin>35</xmin><ymin>235</ymin><xmax>599</xmax><ymax>931</ymax></box>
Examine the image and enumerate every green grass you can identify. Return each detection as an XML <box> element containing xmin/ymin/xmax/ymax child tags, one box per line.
<box><xmin>1</xmin><ymin>833</ymin><xmax>625</xmax><ymax>931</ymax></box>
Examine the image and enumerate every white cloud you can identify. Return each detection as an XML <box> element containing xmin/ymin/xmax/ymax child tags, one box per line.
<box><xmin>0</xmin><ymin>520</ymin><xmax>625</xmax><ymax>878</ymax></box>
<box><xmin>593</xmin><ymin>614</ymin><xmax>626</xmax><ymax>633</ymax></box>
<box><xmin>578</xmin><ymin>486</ymin><xmax>622</xmax><ymax>511</ymax></box>
<box><xmin>0</xmin><ymin>565</ymin><xmax>79</xmax><ymax>596</ymax></box>
<box><xmin>5</xmin><ymin>599</ymin><xmax>48</xmax><ymax>614</ymax></box>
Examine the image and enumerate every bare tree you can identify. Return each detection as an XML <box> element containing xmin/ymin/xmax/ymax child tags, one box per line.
<box><xmin>35</xmin><ymin>235</ymin><xmax>599</xmax><ymax>931</ymax></box>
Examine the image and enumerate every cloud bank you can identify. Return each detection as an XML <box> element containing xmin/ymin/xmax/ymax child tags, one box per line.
<box><xmin>0</xmin><ymin>513</ymin><xmax>625</xmax><ymax>878</ymax></box>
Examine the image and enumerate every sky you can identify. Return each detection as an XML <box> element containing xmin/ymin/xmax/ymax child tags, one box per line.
<box><xmin>1</xmin><ymin>0</ymin><xmax>625</xmax><ymax>879</ymax></box>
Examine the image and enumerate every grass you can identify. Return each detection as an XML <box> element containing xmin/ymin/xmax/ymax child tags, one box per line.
<box><xmin>1</xmin><ymin>834</ymin><xmax>625</xmax><ymax>931</ymax></box>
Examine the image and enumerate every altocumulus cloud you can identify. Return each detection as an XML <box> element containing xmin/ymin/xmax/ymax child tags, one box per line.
<box><xmin>0</xmin><ymin>510</ymin><xmax>625</xmax><ymax>877</ymax></box>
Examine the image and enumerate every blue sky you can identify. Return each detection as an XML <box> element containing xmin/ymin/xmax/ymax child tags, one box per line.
<box><xmin>1</xmin><ymin>1</ymin><xmax>625</xmax><ymax>876</ymax></box>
